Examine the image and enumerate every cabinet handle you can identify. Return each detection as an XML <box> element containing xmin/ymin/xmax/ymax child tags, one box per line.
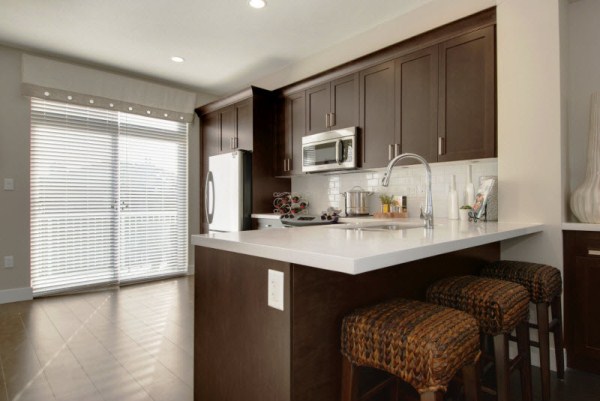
<box><xmin>233</xmin><ymin>137</ymin><xmax>238</xmax><ymax>149</ymax></box>
<box><xmin>588</xmin><ymin>249</ymin><xmax>600</xmax><ymax>256</ymax></box>
<box><xmin>325</xmin><ymin>114</ymin><xmax>330</xmax><ymax>128</ymax></box>
<box><xmin>438</xmin><ymin>137</ymin><xmax>444</xmax><ymax>156</ymax></box>
<box><xmin>330</xmin><ymin>113</ymin><xmax>336</xmax><ymax>127</ymax></box>
<box><xmin>230</xmin><ymin>137</ymin><xmax>234</xmax><ymax>149</ymax></box>
<box><xmin>388</xmin><ymin>144</ymin><xmax>394</xmax><ymax>161</ymax></box>
<box><xmin>284</xmin><ymin>159</ymin><xmax>288</xmax><ymax>172</ymax></box>
<box><xmin>394</xmin><ymin>143</ymin><xmax>401</xmax><ymax>158</ymax></box>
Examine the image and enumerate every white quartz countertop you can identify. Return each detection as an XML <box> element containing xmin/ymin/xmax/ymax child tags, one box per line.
<box><xmin>192</xmin><ymin>218</ymin><xmax>543</xmax><ymax>275</ymax></box>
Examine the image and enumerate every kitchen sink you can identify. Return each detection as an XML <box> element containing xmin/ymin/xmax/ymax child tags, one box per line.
<box><xmin>331</xmin><ymin>222</ymin><xmax>424</xmax><ymax>231</ymax></box>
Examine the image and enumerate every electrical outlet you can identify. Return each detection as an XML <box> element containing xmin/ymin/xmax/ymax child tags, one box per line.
<box><xmin>3</xmin><ymin>178</ymin><xmax>14</xmax><ymax>191</ymax></box>
<box><xmin>268</xmin><ymin>269</ymin><xmax>284</xmax><ymax>311</ymax></box>
<box><xmin>3</xmin><ymin>256</ymin><xmax>14</xmax><ymax>268</ymax></box>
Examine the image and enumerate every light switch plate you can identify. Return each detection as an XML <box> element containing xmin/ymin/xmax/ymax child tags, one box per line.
<box><xmin>268</xmin><ymin>269</ymin><xmax>284</xmax><ymax>311</ymax></box>
<box><xmin>3</xmin><ymin>178</ymin><xmax>14</xmax><ymax>191</ymax></box>
<box><xmin>3</xmin><ymin>256</ymin><xmax>14</xmax><ymax>268</ymax></box>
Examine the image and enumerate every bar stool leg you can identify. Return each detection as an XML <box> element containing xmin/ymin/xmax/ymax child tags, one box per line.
<box><xmin>420</xmin><ymin>391</ymin><xmax>444</xmax><ymax>401</ymax></box>
<box><xmin>537</xmin><ymin>302</ymin><xmax>551</xmax><ymax>401</ymax></box>
<box><xmin>493</xmin><ymin>333</ymin><xmax>510</xmax><ymax>401</ymax></box>
<box><xmin>341</xmin><ymin>357</ymin><xmax>359</xmax><ymax>401</ymax></box>
<box><xmin>516</xmin><ymin>320</ymin><xmax>533</xmax><ymax>401</ymax></box>
<box><xmin>551</xmin><ymin>295</ymin><xmax>565</xmax><ymax>380</ymax></box>
<box><xmin>461</xmin><ymin>363</ymin><xmax>482</xmax><ymax>401</ymax></box>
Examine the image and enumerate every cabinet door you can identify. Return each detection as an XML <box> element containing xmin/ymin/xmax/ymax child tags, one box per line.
<box><xmin>564</xmin><ymin>231</ymin><xmax>600</xmax><ymax>374</ymax></box>
<box><xmin>284</xmin><ymin>91</ymin><xmax>305</xmax><ymax>175</ymax></box>
<box><xmin>359</xmin><ymin>60</ymin><xmax>396</xmax><ymax>169</ymax></box>
<box><xmin>235</xmin><ymin>99</ymin><xmax>253</xmax><ymax>151</ymax></box>
<box><xmin>438</xmin><ymin>26</ymin><xmax>495</xmax><ymax>162</ymax></box>
<box><xmin>330</xmin><ymin>74</ymin><xmax>358</xmax><ymax>130</ymax></box>
<box><xmin>395</xmin><ymin>46</ymin><xmax>438</xmax><ymax>165</ymax></box>
<box><xmin>305</xmin><ymin>83</ymin><xmax>330</xmax><ymax>135</ymax></box>
<box><xmin>220</xmin><ymin>106</ymin><xmax>236</xmax><ymax>152</ymax></box>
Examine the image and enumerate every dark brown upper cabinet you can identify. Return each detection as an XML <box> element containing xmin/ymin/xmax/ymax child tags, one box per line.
<box><xmin>306</xmin><ymin>74</ymin><xmax>359</xmax><ymax>135</ymax></box>
<box><xmin>196</xmin><ymin>87</ymin><xmax>290</xmax><ymax>232</ymax></box>
<box><xmin>204</xmin><ymin>99</ymin><xmax>253</xmax><ymax>156</ymax></box>
<box><xmin>395</xmin><ymin>46</ymin><xmax>439</xmax><ymax>165</ymax></box>
<box><xmin>437</xmin><ymin>26</ymin><xmax>495</xmax><ymax>162</ymax></box>
<box><xmin>279</xmin><ymin>91</ymin><xmax>305</xmax><ymax>176</ymax></box>
<box><xmin>359</xmin><ymin>61</ymin><xmax>396</xmax><ymax>169</ymax></box>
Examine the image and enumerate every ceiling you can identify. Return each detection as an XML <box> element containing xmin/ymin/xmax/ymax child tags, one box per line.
<box><xmin>0</xmin><ymin>0</ymin><xmax>432</xmax><ymax>96</ymax></box>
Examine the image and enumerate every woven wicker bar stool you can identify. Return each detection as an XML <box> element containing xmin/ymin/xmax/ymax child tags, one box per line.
<box><xmin>341</xmin><ymin>298</ymin><xmax>481</xmax><ymax>401</ymax></box>
<box><xmin>481</xmin><ymin>260</ymin><xmax>564</xmax><ymax>401</ymax></box>
<box><xmin>426</xmin><ymin>276</ymin><xmax>533</xmax><ymax>401</ymax></box>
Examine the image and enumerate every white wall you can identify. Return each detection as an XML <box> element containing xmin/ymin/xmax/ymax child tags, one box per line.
<box><xmin>567</xmin><ymin>0</ymin><xmax>600</xmax><ymax>218</ymax></box>
<box><xmin>496</xmin><ymin>0</ymin><xmax>565</xmax><ymax>267</ymax></box>
<box><xmin>0</xmin><ymin>44</ymin><xmax>214</xmax><ymax>302</ymax></box>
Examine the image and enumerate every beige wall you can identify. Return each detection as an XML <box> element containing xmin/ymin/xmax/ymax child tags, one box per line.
<box><xmin>0</xmin><ymin>44</ymin><xmax>213</xmax><ymax>302</ymax></box>
<box><xmin>0</xmin><ymin>46</ymin><xmax>32</xmax><ymax>300</ymax></box>
<box><xmin>496</xmin><ymin>0</ymin><xmax>566</xmax><ymax>267</ymax></box>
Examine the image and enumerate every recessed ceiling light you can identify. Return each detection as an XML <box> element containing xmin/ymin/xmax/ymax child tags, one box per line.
<box><xmin>249</xmin><ymin>0</ymin><xmax>266</xmax><ymax>9</ymax></box>
<box><xmin>171</xmin><ymin>56</ymin><xmax>185</xmax><ymax>63</ymax></box>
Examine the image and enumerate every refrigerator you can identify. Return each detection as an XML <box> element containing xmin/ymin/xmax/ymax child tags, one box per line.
<box><xmin>205</xmin><ymin>150</ymin><xmax>252</xmax><ymax>232</ymax></box>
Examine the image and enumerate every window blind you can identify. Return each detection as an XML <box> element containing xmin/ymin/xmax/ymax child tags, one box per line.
<box><xmin>30</xmin><ymin>98</ymin><xmax>188</xmax><ymax>296</ymax></box>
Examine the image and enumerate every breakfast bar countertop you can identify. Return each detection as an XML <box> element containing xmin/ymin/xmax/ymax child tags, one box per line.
<box><xmin>191</xmin><ymin>219</ymin><xmax>543</xmax><ymax>275</ymax></box>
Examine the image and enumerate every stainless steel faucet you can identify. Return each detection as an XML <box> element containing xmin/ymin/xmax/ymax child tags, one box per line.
<box><xmin>381</xmin><ymin>153</ymin><xmax>433</xmax><ymax>229</ymax></box>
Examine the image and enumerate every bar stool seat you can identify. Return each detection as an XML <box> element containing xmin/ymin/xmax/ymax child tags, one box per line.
<box><xmin>481</xmin><ymin>260</ymin><xmax>564</xmax><ymax>401</ymax></box>
<box><xmin>426</xmin><ymin>275</ymin><xmax>532</xmax><ymax>401</ymax></box>
<box><xmin>341</xmin><ymin>298</ymin><xmax>481</xmax><ymax>401</ymax></box>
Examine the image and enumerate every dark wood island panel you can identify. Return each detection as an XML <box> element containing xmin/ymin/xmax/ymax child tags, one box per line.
<box><xmin>194</xmin><ymin>242</ymin><xmax>500</xmax><ymax>401</ymax></box>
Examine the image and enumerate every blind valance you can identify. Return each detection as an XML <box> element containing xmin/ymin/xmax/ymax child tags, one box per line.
<box><xmin>22</xmin><ymin>54</ymin><xmax>197</xmax><ymax>123</ymax></box>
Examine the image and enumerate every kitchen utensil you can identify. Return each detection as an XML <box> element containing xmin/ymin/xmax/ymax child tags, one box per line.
<box><xmin>341</xmin><ymin>186</ymin><xmax>373</xmax><ymax>216</ymax></box>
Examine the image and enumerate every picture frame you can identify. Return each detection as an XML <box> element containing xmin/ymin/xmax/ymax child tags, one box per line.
<box><xmin>470</xmin><ymin>177</ymin><xmax>496</xmax><ymax>221</ymax></box>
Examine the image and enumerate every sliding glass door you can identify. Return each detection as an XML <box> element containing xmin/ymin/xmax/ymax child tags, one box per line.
<box><xmin>30</xmin><ymin>99</ymin><xmax>187</xmax><ymax>296</ymax></box>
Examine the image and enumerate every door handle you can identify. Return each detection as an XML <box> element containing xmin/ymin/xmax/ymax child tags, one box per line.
<box><xmin>205</xmin><ymin>171</ymin><xmax>215</xmax><ymax>224</ymax></box>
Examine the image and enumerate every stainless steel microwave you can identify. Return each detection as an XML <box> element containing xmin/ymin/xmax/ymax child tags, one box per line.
<box><xmin>301</xmin><ymin>127</ymin><xmax>357</xmax><ymax>173</ymax></box>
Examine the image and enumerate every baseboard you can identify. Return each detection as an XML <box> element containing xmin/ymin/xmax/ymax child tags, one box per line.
<box><xmin>0</xmin><ymin>286</ymin><xmax>33</xmax><ymax>304</ymax></box>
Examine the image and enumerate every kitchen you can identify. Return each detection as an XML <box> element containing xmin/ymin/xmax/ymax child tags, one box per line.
<box><xmin>1</xmin><ymin>0</ymin><xmax>599</xmax><ymax>400</ymax></box>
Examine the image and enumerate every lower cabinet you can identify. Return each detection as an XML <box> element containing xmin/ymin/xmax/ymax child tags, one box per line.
<box><xmin>563</xmin><ymin>230</ymin><xmax>600</xmax><ymax>375</ymax></box>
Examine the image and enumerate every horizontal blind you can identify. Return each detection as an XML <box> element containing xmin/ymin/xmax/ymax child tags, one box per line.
<box><xmin>31</xmin><ymin>99</ymin><xmax>119</xmax><ymax>295</ymax></box>
<box><xmin>31</xmin><ymin>98</ymin><xmax>188</xmax><ymax>296</ymax></box>
<box><xmin>118</xmin><ymin>113</ymin><xmax>188</xmax><ymax>282</ymax></box>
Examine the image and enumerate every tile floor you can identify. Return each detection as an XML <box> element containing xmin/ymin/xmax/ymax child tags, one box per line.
<box><xmin>0</xmin><ymin>277</ymin><xmax>193</xmax><ymax>401</ymax></box>
<box><xmin>1</xmin><ymin>276</ymin><xmax>599</xmax><ymax>401</ymax></box>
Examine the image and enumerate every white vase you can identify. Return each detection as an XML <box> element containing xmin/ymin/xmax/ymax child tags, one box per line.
<box><xmin>571</xmin><ymin>92</ymin><xmax>600</xmax><ymax>223</ymax></box>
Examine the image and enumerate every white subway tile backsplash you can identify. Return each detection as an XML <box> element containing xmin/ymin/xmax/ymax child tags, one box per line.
<box><xmin>291</xmin><ymin>159</ymin><xmax>498</xmax><ymax>218</ymax></box>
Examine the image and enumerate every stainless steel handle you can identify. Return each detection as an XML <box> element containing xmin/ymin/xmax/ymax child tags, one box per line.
<box><xmin>589</xmin><ymin>249</ymin><xmax>600</xmax><ymax>256</ymax></box>
<box><xmin>204</xmin><ymin>171</ymin><xmax>215</xmax><ymax>224</ymax></box>
<box><xmin>438</xmin><ymin>137</ymin><xmax>444</xmax><ymax>156</ymax></box>
<box><xmin>325</xmin><ymin>114</ymin><xmax>330</xmax><ymax>128</ymax></box>
<box><xmin>286</xmin><ymin>159</ymin><xmax>290</xmax><ymax>172</ymax></box>
<box><xmin>330</xmin><ymin>113</ymin><xmax>336</xmax><ymax>127</ymax></box>
<box><xmin>394</xmin><ymin>143</ymin><xmax>401</xmax><ymax>158</ymax></box>
<box><xmin>335</xmin><ymin>139</ymin><xmax>342</xmax><ymax>165</ymax></box>
<box><xmin>233</xmin><ymin>137</ymin><xmax>238</xmax><ymax>149</ymax></box>
<box><xmin>388</xmin><ymin>144</ymin><xmax>394</xmax><ymax>161</ymax></box>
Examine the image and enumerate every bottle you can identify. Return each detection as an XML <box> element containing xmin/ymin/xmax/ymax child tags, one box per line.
<box><xmin>448</xmin><ymin>174</ymin><xmax>459</xmax><ymax>220</ymax></box>
<box><xmin>465</xmin><ymin>164</ymin><xmax>475</xmax><ymax>207</ymax></box>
